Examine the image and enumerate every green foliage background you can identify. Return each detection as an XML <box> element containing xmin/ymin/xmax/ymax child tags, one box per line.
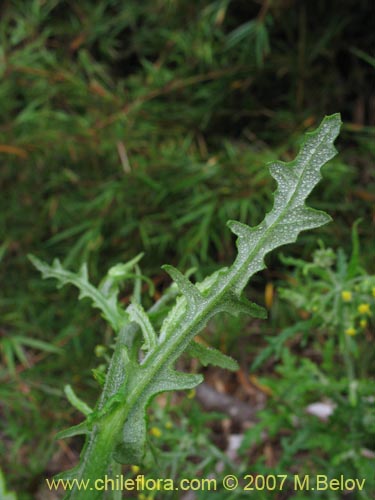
<box><xmin>0</xmin><ymin>1</ymin><xmax>374</xmax><ymax>498</ymax></box>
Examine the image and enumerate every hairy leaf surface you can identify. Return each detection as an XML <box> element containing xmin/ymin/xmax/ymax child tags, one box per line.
<box><xmin>31</xmin><ymin>114</ymin><xmax>341</xmax><ymax>499</ymax></box>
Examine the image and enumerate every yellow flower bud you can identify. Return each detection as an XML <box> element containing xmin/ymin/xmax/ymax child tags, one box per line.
<box><xmin>150</xmin><ymin>427</ymin><xmax>162</xmax><ymax>438</ymax></box>
<box><xmin>358</xmin><ymin>303</ymin><xmax>370</xmax><ymax>315</ymax></box>
<box><xmin>345</xmin><ymin>327</ymin><xmax>356</xmax><ymax>336</ymax></box>
<box><xmin>341</xmin><ymin>290</ymin><xmax>352</xmax><ymax>302</ymax></box>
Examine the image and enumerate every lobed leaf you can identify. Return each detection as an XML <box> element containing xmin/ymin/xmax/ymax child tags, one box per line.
<box><xmin>33</xmin><ymin>115</ymin><xmax>342</xmax><ymax>498</ymax></box>
<box><xmin>28</xmin><ymin>255</ymin><xmax>127</xmax><ymax>332</ymax></box>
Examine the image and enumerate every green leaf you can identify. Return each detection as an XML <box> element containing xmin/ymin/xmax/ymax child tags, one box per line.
<box><xmin>107</xmin><ymin>253</ymin><xmax>144</xmax><ymax>279</ymax></box>
<box><xmin>161</xmin><ymin>265</ymin><xmax>203</xmax><ymax>306</ymax></box>
<box><xmin>251</xmin><ymin>319</ymin><xmax>315</xmax><ymax>370</ymax></box>
<box><xmin>15</xmin><ymin>336</ymin><xmax>62</xmax><ymax>354</ymax></box>
<box><xmin>92</xmin><ymin>367</ymin><xmax>106</xmax><ymax>386</ymax></box>
<box><xmin>64</xmin><ymin>385</ymin><xmax>92</xmax><ymax>416</ymax></box>
<box><xmin>226</xmin><ymin>19</ymin><xmax>256</xmax><ymax>49</ymax></box>
<box><xmin>217</xmin><ymin>292</ymin><xmax>267</xmax><ymax>319</ymax></box>
<box><xmin>28</xmin><ymin>255</ymin><xmax>127</xmax><ymax>332</ymax></box>
<box><xmin>128</xmin><ymin>303</ymin><xmax>157</xmax><ymax>352</ymax></box>
<box><xmin>114</xmin><ymin>367</ymin><xmax>202</xmax><ymax>464</ymax></box>
<box><xmin>55</xmin><ymin>421</ymin><xmax>90</xmax><ymax>440</ymax></box>
<box><xmin>187</xmin><ymin>341</ymin><xmax>239</xmax><ymax>371</ymax></box>
<box><xmin>228</xmin><ymin>115</ymin><xmax>340</xmax><ymax>294</ymax></box>
<box><xmin>39</xmin><ymin>115</ymin><xmax>341</xmax><ymax>498</ymax></box>
<box><xmin>0</xmin><ymin>468</ymin><xmax>17</xmax><ymax>500</ymax></box>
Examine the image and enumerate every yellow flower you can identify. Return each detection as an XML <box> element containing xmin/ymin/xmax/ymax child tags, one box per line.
<box><xmin>360</xmin><ymin>319</ymin><xmax>368</xmax><ymax>328</ymax></box>
<box><xmin>150</xmin><ymin>427</ymin><xmax>162</xmax><ymax>438</ymax></box>
<box><xmin>131</xmin><ymin>465</ymin><xmax>140</xmax><ymax>474</ymax></box>
<box><xmin>187</xmin><ymin>389</ymin><xmax>196</xmax><ymax>399</ymax></box>
<box><xmin>345</xmin><ymin>327</ymin><xmax>356</xmax><ymax>336</ymax></box>
<box><xmin>358</xmin><ymin>303</ymin><xmax>370</xmax><ymax>315</ymax></box>
<box><xmin>165</xmin><ymin>421</ymin><xmax>173</xmax><ymax>429</ymax></box>
<box><xmin>341</xmin><ymin>290</ymin><xmax>352</xmax><ymax>302</ymax></box>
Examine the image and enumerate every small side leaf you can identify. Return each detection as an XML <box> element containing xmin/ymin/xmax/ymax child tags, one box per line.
<box><xmin>157</xmin><ymin>369</ymin><xmax>203</xmax><ymax>392</ymax></box>
<box><xmin>64</xmin><ymin>385</ymin><xmax>92</xmax><ymax>416</ymax></box>
<box><xmin>187</xmin><ymin>341</ymin><xmax>239</xmax><ymax>371</ymax></box>
<box><xmin>107</xmin><ymin>253</ymin><xmax>144</xmax><ymax>279</ymax></box>
<box><xmin>128</xmin><ymin>303</ymin><xmax>157</xmax><ymax>351</ymax></box>
<box><xmin>162</xmin><ymin>265</ymin><xmax>203</xmax><ymax>306</ymax></box>
<box><xmin>55</xmin><ymin>421</ymin><xmax>90</xmax><ymax>440</ymax></box>
<box><xmin>221</xmin><ymin>293</ymin><xmax>267</xmax><ymax>319</ymax></box>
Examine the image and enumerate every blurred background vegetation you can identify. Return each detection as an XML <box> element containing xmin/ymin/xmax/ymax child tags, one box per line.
<box><xmin>0</xmin><ymin>1</ymin><xmax>374</xmax><ymax>498</ymax></box>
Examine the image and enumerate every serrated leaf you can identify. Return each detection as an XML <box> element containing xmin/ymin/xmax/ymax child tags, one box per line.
<box><xmin>43</xmin><ymin>115</ymin><xmax>341</xmax><ymax>498</ymax></box>
<box><xmin>187</xmin><ymin>341</ymin><xmax>239</xmax><ymax>371</ymax></box>
<box><xmin>28</xmin><ymin>254</ymin><xmax>127</xmax><ymax>332</ymax></box>
<box><xmin>228</xmin><ymin>114</ymin><xmax>340</xmax><ymax>293</ymax></box>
